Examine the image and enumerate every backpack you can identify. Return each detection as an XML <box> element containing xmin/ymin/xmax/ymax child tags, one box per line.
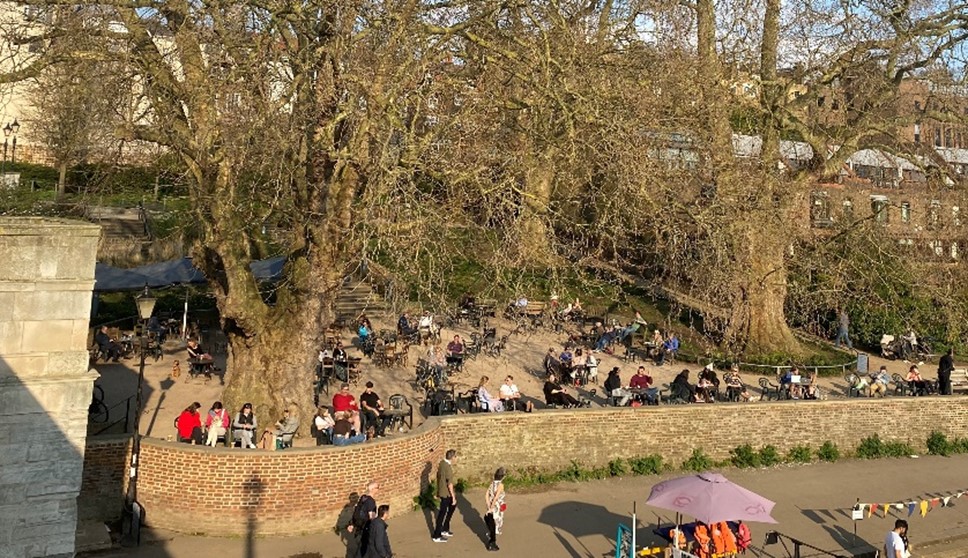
<box><xmin>351</xmin><ymin>494</ymin><xmax>374</xmax><ymax>530</ymax></box>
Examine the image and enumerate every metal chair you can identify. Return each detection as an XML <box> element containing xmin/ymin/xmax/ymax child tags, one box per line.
<box><xmin>387</xmin><ymin>394</ymin><xmax>413</xmax><ymax>431</ymax></box>
<box><xmin>758</xmin><ymin>377</ymin><xmax>781</xmax><ymax>401</ymax></box>
<box><xmin>844</xmin><ymin>373</ymin><xmax>866</xmax><ymax>397</ymax></box>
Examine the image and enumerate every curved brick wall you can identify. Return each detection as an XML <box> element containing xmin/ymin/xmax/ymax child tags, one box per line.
<box><xmin>81</xmin><ymin>398</ymin><xmax>968</xmax><ymax>536</ymax></box>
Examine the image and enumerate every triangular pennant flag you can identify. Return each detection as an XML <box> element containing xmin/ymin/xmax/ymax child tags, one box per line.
<box><xmin>882</xmin><ymin>504</ymin><xmax>890</xmax><ymax>518</ymax></box>
<box><xmin>931</xmin><ymin>498</ymin><xmax>940</xmax><ymax>509</ymax></box>
<box><xmin>869</xmin><ymin>504</ymin><xmax>877</xmax><ymax>518</ymax></box>
<box><xmin>907</xmin><ymin>502</ymin><xmax>916</xmax><ymax>516</ymax></box>
<box><xmin>943</xmin><ymin>496</ymin><xmax>951</xmax><ymax>507</ymax></box>
<box><xmin>895</xmin><ymin>503</ymin><xmax>904</xmax><ymax>511</ymax></box>
<box><xmin>958</xmin><ymin>492</ymin><xmax>964</xmax><ymax>499</ymax></box>
<box><xmin>920</xmin><ymin>500</ymin><xmax>929</xmax><ymax>517</ymax></box>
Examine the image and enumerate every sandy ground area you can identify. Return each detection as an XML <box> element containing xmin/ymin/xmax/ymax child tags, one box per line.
<box><xmin>91</xmin><ymin>311</ymin><xmax>922</xmax><ymax>444</ymax></box>
<box><xmin>81</xmin><ymin>454</ymin><xmax>968</xmax><ymax>558</ymax></box>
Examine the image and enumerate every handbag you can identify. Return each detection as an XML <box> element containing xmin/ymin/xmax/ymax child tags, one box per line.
<box><xmin>499</xmin><ymin>503</ymin><xmax>507</xmax><ymax>512</ymax></box>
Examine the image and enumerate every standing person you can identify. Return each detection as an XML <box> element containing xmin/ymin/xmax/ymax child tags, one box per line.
<box><xmin>836</xmin><ymin>309</ymin><xmax>853</xmax><ymax>349</ymax></box>
<box><xmin>364</xmin><ymin>505</ymin><xmax>393</xmax><ymax>558</ymax></box>
<box><xmin>938</xmin><ymin>348</ymin><xmax>955</xmax><ymax>395</ymax></box>
<box><xmin>483</xmin><ymin>467</ymin><xmax>506</xmax><ymax>551</ymax></box>
<box><xmin>432</xmin><ymin>449</ymin><xmax>458</xmax><ymax>543</ymax></box>
<box><xmin>348</xmin><ymin>481</ymin><xmax>379</xmax><ymax>557</ymax></box>
<box><xmin>884</xmin><ymin>520</ymin><xmax>908</xmax><ymax>558</ymax></box>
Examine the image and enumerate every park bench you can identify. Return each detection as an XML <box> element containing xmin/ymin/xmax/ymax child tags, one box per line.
<box><xmin>951</xmin><ymin>369</ymin><xmax>968</xmax><ymax>394</ymax></box>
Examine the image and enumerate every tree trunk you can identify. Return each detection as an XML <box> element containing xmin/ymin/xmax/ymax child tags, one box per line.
<box><xmin>724</xmin><ymin>217</ymin><xmax>802</xmax><ymax>355</ymax></box>
<box><xmin>57</xmin><ymin>161</ymin><xmax>67</xmax><ymax>198</ymax></box>
<box><xmin>515</xmin><ymin>154</ymin><xmax>559</xmax><ymax>268</ymax></box>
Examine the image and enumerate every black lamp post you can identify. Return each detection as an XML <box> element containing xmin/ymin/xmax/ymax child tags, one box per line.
<box><xmin>121</xmin><ymin>285</ymin><xmax>156</xmax><ymax>547</ymax></box>
<box><xmin>2</xmin><ymin>122</ymin><xmax>11</xmax><ymax>178</ymax></box>
<box><xmin>10</xmin><ymin>119</ymin><xmax>19</xmax><ymax>164</ymax></box>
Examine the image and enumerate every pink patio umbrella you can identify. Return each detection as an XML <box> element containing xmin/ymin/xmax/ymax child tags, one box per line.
<box><xmin>646</xmin><ymin>472</ymin><xmax>778</xmax><ymax>525</ymax></box>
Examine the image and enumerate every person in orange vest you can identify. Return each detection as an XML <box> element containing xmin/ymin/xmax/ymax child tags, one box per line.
<box><xmin>736</xmin><ymin>521</ymin><xmax>752</xmax><ymax>553</ymax></box>
<box><xmin>693</xmin><ymin>522</ymin><xmax>712</xmax><ymax>558</ymax></box>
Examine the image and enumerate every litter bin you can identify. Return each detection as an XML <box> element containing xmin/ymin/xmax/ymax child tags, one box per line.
<box><xmin>856</xmin><ymin>353</ymin><xmax>868</xmax><ymax>375</ymax></box>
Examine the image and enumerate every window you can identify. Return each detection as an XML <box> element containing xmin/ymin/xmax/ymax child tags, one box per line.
<box><xmin>954</xmin><ymin>206</ymin><xmax>961</xmax><ymax>226</ymax></box>
<box><xmin>930</xmin><ymin>200</ymin><xmax>941</xmax><ymax>226</ymax></box>
<box><xmin>831</xmin><ymin>100</ymin><xmax>840</xmax><ymax>110</ymax></box>
<box><xmin>945</xmin><ymin>128</ymin><xmax>952</xmax><ymax>148</ymax></box>
<box><xmin>901</xmin><ymin>202</ymin><xmax>911</xmax><ymax>223</ymax></box>
<box><xmin>935</xmin><ymin>128</ymin><xmax>942</xmax><ymax>147</ymax></box>
<box><xmin>914</xmin><ymin>124</ymin><xmax>921</xmax><ymax>144</ymax></box>
<box><xmin>842</xmin><ymin>199</ymin><xmax>854</xmax><ymax>220</ymax></box>
<box><xmin>871</xmin><ymin>196</ymin><xmax>889</xmax><ymax>223</ymax></box>
<box><xmin>929</xmin><ymin>240</ymin><xmax>944</xmax><ymax>257</ymax></box>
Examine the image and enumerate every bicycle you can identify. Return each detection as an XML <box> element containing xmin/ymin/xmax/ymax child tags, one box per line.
<box><xmin>89</xmin><ymin>384</ymin><xmax>109</xmax><ymax>424</ymax></box>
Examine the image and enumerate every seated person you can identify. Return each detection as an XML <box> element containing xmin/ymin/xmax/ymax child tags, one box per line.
<box><xmin>397</xmin><ymin>312</ymin><xmax>416</xmax><ymax>336</ymax></box>
<box><xmin>906</xmin><ymin>365</ymin><xmax>929</xmax><ymax>395</ymax></box>
<box><xmin>779</xmin><ymin>367</ymin><xmax>805</xmax><ymax>399</ymax></box>
<box><xmin>233</xmin><ymin>403</ymin><xmax>258</xmax><ymax>448</ymax></box>
<box><xmin>543</xmin><ymin>347</ymin><xmax>560</xmax><ymax>376</ymax></box>
<box><xmin>724</xmin><ymin>367</ymin><xmax>752</xmax><ymax>402</ymax></box>
<box><xmin>261</xmin><ymin>407</ymin><xmax>299</xmax><ymax>449</ymax></box>
<box><xmin>176</xmin><ymin>402</ymin><xmax>203</xmax><ymax>444</ymax></box>
<box><xmin>499</xmin><ymin>375</ymin><xmax>533</xmax><ymax>412</ymax></box>
<box><xmin>313</xmin><ymin>406</ymin><xmax>336</xmax><ymax>446</ymax></box>
<box><xmin>629</xmin><ymin>366</ymin><xmax>659</xmax><ymax>403</ymax></box>
<box><xmin>803</xmin><ymin>371</ymin><xmax>820</xmax><ymax>400</ymax></box>
<box><xmin>543</xmin><ymin>373</ymin><xmax>580</xmax><ymax>408</ymax></box>
<box><xmin>604</xmin><ymin>367</ymin><xmax>632</xmax><ymax>406</ymax></box>
<box><xmin>204</xmin><ymin>401</ymin><xmax>230</xmax><ymax>447</ymax></box>
<box><xmin>147</xmin><ymin>316</ymin><xmax>166</xmax><ymax>344</ymax></box>
<box><xmin>670</xmin><ymin>369</ymin><xmax>694</xmax><ymax>402</ymax></box>
<box><xmin>331</xmin><ymin>413</ymin><xmax>367</xmax><ymax>446</ymax></box>
<box><xmin>333</xmin><ymin>342</ymin><xmax>348</xmax><ymax>380</ymax></box>
<box><xmin>445</xmin><ymin>335</ymin><xmax>465</xmax><ymax>367</ymax></box>
<box><xmin>869</xmin><ymin>366</ymin><xmax>890</xmax><ymax>397</ymax></box>
<box><xmin>570</xmin><ymin>348</ymin><xmax>587</xmax><ymax>385</ymax></box>
<box><xmin>360</xmin><ymin>381</ymin><xmax>391</xmax><ymax>437</ymax></box>
<box><xmin>515</xmin><ymin>296</ymin><xmax>529</xmax><ymax>309</ymax></box>
<box><xmin>477</xmin><ymin>376</ymin><xmax>504</xmax><ymax>412</ymax></box>
<box><xmin>662</xmin><ymin>333</ymin><xmax>680</xmax><ymax>361</ymax></box>
<box><xmin>418</xmin><ymin>311</ymin><xmax>434</xmax><ymax>333</ymax></box>
<box><xmin>695</xmin><ymin>375</ymin><xmax>714</xmax><ymax>403</ymax></box>
<box><xmin>559</xmin><ymin>347</ymin><xmax>574</xmax><ymax>377</ymax></box>
<box><xmin>698</xmin><ymin>364</ymin><xmax>721</xmax><ymax>398</ymax></box>
<box><xmin>595</xmin><ymin>326</ymin><xmax>617</xmax><ymax>352</ymax></box>
<box><xmin>850</xmin><ymin>371</ymin><xmax>870</xmax><ymax>396</ymax></box>
<box><xmin>186</xmin><ymin>339</ymin><xmax>212</xmax><ymax>360</ymax></box>
<box><xmin>94</xmin><ymin>326</ymin><xmax>122</xmax><ymax>361</ymax></box>
<box><xmin>427</xmin><ymin>344</ymin><xmax>446</xmax><ymax>382</ymax></box>
<box><xmin>616</xmin><ymin>312</ymin><xmax>647</xmax><ymax>342</ymax></box>
<box><xmin>333</xmin><ymin>382</ymin><xmax>362</xmax><ymax>429</ymax></box>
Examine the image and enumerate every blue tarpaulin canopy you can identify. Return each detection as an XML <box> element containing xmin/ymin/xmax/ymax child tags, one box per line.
<box><xmin>94</xmin><ymin>256</ymin><xmax>286</xmax><ymax>292</ymax></box>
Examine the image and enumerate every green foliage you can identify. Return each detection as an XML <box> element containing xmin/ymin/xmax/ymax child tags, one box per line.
<box><xmin>758</xmin><ymin>445</ymin><xmax>781</xmax><ymax>467</ymax></box>
<box><xmin>454</xmin><ymin>478</ymin><xmax>467</xmax><ymax>493</ymax></box>
<box><xmin>608</xmin><ymin>458</ymin><xmax>629</xmax><ymax>477</ymax></box>
<box><xmin>817</xmin><ymin>441</ymin><xmax>840</xmax><ymax>462</ymax></box>
<box><xmin>787</xmin><ymin>445</ymin><xmax>813</xmax><ymax>464</ymax></box>
<box><xmin>682</xmin><ymin>448</ymin><xmax>713</xmax><ymax>472</ymax></box>
<box><xmin>856</xmin><ymin>435</ymin><xmax>914</xmax><ymax>459</ymax></box>
<box><xmin>628</xmin><ymin>455</ymin><xmax>664</xmax><ymax>476</ymax></box>
<box><xmin>413</xmin><ymin>481</ymin><xmax>439</xmax><ymax>511</ymax></box>
<box><xmin>729</xmin><ymin>444</ymin><xmax>760</xmax><ymax>468</ymax></box>
<box><xmin>925</xmin><ymin>432</ymin><xmax>968</xmax><ymax>456</ymax></box>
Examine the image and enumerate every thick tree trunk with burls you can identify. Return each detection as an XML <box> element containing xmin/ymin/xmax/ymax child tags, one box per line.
<box><xmin>723</xmin><ymin>224</ymin><xmax>802</xmax><ymax>356</ymax></box>
<box><xmin>57</xmin><ymin>161</ymin><xmax>67</xmax><ymax>198</ymax></box>
<box><xmin>515</xmin><ymin>155</ymin><xmax>559</xmax><ymax>268</ymax></box>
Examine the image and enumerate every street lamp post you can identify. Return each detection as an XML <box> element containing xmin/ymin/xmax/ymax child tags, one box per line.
<box><xmin>121</xmin><ymin>285</ymin><xmax>156</xmax><ymax>547</ymax></box>
<box><xmin>1</xmin><ymin>119</ymin><xmax>18</xmax><ymax>186</ymax></box>
<box><xmin>10</xmin><ymin>119</ymin><xmax>19</xmax><ymax>164</ymax></box>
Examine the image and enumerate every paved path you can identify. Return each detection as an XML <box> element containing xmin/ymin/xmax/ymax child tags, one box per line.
<box><xmin>82</xmin><ymin>454</ymin><xmax>968</xmax><ymax>558</ymax></box>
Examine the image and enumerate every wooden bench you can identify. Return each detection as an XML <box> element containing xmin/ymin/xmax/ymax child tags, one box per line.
<box><xmin>951</xmin><ymin>369</ymin><xmax>968</xmax><ymax>394</ymax></box>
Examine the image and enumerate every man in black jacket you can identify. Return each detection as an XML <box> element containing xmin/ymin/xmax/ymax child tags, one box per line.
<box><xmin>938</xmin><ymin>348</ymin><xmax>955</xmax><ymax>395</ymax></box>
<box><xmin>364</xmin><ymin>505</ymin><xmax>393</xmax><ymax>558</ymax></box>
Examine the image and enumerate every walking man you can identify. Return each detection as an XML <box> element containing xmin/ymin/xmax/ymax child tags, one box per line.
<box><xmin>348</xmin><ymin>481</ymin><xmax>379</xmax><ymax>557</ymax></box>
<box><xmin>363</xmin><ymin>505</ymin><xmax>393</xmax><ymax>558</ymax></box>
<box><xmin>432</xmin><ymin>449</ymin><xmax>458</xmax><ymax>543</ymax></box>
<box><xmin>835</xmin><ymin>309</ymin><xmax>853</xmax><ymax>349</ymax></box>
<box><xmin>884</xmin><ymin>519</ymin><xmax>908</xmax><ymax>558</ymax></box>
<box><xmin>938</xmin><ymin>348</ymin><xmax>955</xmax><ymax>395</ymax></box>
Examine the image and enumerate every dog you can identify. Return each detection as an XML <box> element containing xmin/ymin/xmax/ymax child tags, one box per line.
<box><xmin>171</xmin><ymin>360</ymin><xmax>181</xmax><ymax>379</ymax></box>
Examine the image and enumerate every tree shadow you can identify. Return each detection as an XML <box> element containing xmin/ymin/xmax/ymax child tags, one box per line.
<box><xmin>242</xmin><ymin>474</ymin><xmax>267</xmax><ymax>558</ymax></box>
<box><xmin>537</xmin><ymin>501</ymin><xmax>635</xmax><ymax>557</ymax></box>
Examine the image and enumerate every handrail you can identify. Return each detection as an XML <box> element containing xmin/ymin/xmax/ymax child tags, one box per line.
<box><xmin>737</xmin><ymin>360</ymin><xmax>859</xmax><ymax>378</ymax></box>
<box><xmin>91</xmin><ymin>392</ymin><xmax>137</xmax><ymax>436</ymax></box>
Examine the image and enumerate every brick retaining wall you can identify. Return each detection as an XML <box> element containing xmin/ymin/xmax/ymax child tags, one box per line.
<box><xmin>79</xmin><ymin>398</ymin><xmax>968</xmax><ymax>536</ymax></box>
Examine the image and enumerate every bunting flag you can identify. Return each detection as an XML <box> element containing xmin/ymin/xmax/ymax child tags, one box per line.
<box><xmin>853</xmin><ymin>488</ymin><xmax>968</xmax><ymax>520</ymax></box>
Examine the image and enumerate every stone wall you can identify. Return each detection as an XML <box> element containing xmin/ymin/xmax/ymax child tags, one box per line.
<box><xmin>79</xmin><ymin>397</ymin><xmax>968</xmax><ymax>537</ymax></box>
<box><xmin>0</xmin><ymin>217</ymin><xmax>100</xmax><ymax>558</ymax></box>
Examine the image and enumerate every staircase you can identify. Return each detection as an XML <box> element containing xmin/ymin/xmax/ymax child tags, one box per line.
<box><xmin>334</xmin><ymin>279</ymin><xmax>390</xmax><ymax>322</ymax></box>
<box><xmin>86</xmin><ymin>206</ymin><xmax>150</xmax><ymax>241</ymax></box>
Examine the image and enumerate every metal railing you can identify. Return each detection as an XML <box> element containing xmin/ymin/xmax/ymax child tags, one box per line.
<box><xmin>91</xmin><ymin>393</ymin><xmax>137</xmax><ymax>436</ymax></box>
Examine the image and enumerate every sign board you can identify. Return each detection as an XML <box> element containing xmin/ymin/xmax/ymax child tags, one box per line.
<box><xmin>1</xmin><ymin>172</ymin><xmax>20</xmax><ymax>189</ymax></box>
<box><xmin>615</xmin><ymin>524</ymin><xmax>633</xmax><ymax>558</ymax></box>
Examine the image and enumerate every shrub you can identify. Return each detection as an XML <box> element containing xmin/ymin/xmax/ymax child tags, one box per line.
<box><xmin>927</xmin><ymin>431</ymin><xmax>951</xmax><ymax>456</ymax></box>
<box><xmin>413</xmin><ymin>481</ymin><xmax>439</xmax><ymax>511</ymax></box>
<box><xmin>455</xmin><ymin>479</ymin><xmax>467</xmax><ymax>493</ymax></box>
<box><xmin>608</xmin><ymin>458</ymin><xmax>629</xmax><ymax>477</ymax></box>
<box><xmin>682</xmin><ymin>448</ymin><xmax>713</xmax><ymax>472</ymax></box>
<box><xmin>882</xmin><ymin>441</ymin><xmax>915</xmax><ymax>458</ymax></box>
<box><xmin>856</xmin><ymin>435</ymin><xmax>885</xmax><ymax>459</ymax></box>
<box><xmin>758</xmin><ymin>445</ymin><xmax>781</xmax><ymax>467</ymax></box>
<box><xmin>817</xmin><ymin>441</ymin><xmax>840</xmax><ymax>462</ymax></box>
<box><xmin>730</xmin><ymin>444</ymin><xmax>760</xmax><ymax>468</ymax></box>
<box><xmin>629</xmin><ymin>455</ymin><xmax>664</xmax><ymax>476</ymax></box>
<box><xmin>787</xmin><ymin>445</ymin><xmax>812</xmax><ymax>463</ymax></box>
